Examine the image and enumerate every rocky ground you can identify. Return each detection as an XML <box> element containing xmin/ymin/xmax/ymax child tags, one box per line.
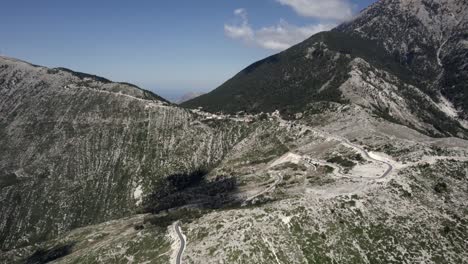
<box><xmin>2</xmin><ymin>103</ymin><xmax>467</xmax><ymax>264</ymax></box>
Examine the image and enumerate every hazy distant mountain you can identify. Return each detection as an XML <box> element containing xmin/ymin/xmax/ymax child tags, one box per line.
<box><xmin>176</xmin><ymin>91</ymin><xmax>205</xmax><ymax>104</ymax></box>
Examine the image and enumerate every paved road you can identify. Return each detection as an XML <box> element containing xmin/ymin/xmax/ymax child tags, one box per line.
<box><xmin>303</xmin><ymin>138</ymin><xmax>393</xmax><ymax>179</ymax></box>
<box><xmin>174</xmin><ymin>222</ymin><xmax>186</xmax><ymax>264</ymax></box>
<box><xmin>344</xmin><ymin>139</ymin><xmax>393</xmax><ymax>179</ymax></box>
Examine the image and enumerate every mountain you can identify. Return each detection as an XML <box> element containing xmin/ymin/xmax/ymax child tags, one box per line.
<box><xmin>0</xmin><ymin>56</ymin><xmax>251</xmax><ymax>250</ymax></box>
<box><xmin>2</xmin><ymin>1</ymin><xmax>468</xmax><ymax>263</ymax></box>
<box><xmin>182</xmin><ymin>0</ymin><xmax>468</xmax><ymax>138</ymax></box>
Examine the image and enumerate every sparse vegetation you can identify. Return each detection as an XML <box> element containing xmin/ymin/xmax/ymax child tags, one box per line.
<box><xmin>433</xmin><ymin>182</ymin><xmax>448</xmax><ymax>193</ymax></box>
<box><xmin>143</xmin><ymin>168</ymin><xmax>239</xmax><ymax>214</ymax></box>
<box><xmin>327</xmin><ymin>156</ymin><xmax>356</xmax><ymax>168</ymax></box>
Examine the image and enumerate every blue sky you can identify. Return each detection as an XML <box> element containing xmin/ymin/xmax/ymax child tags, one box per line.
<box><xmin>0</xmin><ymin>0</ymin><xmax>376</xmax><ymax>101</ymax></box>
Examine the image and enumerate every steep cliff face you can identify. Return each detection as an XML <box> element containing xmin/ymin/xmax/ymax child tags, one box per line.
<box><xmin>182</xmin><ymin>0</ymin><xmax>468</xmax><ymax>138</ymax></box>
<box><xmin>0</xmin><ymin>56</ymin><xmax>250</xmax><ymax>250</ymax></box>
<box><xmin>439</xmin><ymin>17</ymin><xmax>468</xmax><ymax>118</ymax></box>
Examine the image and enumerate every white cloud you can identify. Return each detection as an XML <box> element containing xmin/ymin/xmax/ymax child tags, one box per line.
<box><xmin>224</xmin><ymin>9</ymin><xmax>254</xmax><ymax>42</ymax></box>
<box><xmin>255</xmin><ymin>20</ymin><xmax>334</xmax><ymax>50</ymax></box>
<box><xmin>234</xmin><ymin>8</ymin><xmax>248</xmax><ymax>19</ymax></box>
<box><xmin>224</xmin><ymin>9</ymin><xmax>334</xmax><ymax>51</ymax></box>
<box><xmin>276</xmin><ymin>0</ymin><xmax>353</xmax><ymax>20</ymax></box>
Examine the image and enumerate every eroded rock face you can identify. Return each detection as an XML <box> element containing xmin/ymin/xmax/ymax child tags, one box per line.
<box><xmin>0</xmin><ymin>56</ymin><xmax>250</xmax><ymax>250</ymax></box>
<box><xmin>337</xmin><ymin>0</ymin><xmax>468</xmax><ymax>117</ymax></box>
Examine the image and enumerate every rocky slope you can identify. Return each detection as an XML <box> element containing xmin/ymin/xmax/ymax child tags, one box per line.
<box><xmin>0</xmin><ymin>56</ymin><xmax>252</xmax><ymax>250</ymax></box>
<box><xmin>182</xmin><ymin>0</ymin><xmax>468</xmax><ymax>138</ymax></box>
<box><xmin>3</xmin><ymin>103</ymin><xmax>468</xmax><ymax>263</ymax></box>
<box><xmin>336</xmin><ymin>0</ymin><xmax>468</xmax><ymax>119</ymax></box>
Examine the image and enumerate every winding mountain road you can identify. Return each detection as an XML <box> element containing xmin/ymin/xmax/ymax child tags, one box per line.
<box><xmin>241</xmin><ymin>118</ymin><xmax>395</xmax><ymax>207</ymax></box>
<box><xmin>174</xmin><ymin>222</ymin><xmax>186</xmax><ymax>264</ymax></box>
<box><xmin>341</xmin><ymin>138</ymin><xmax>393</xmax><ymax>178</ymax></box>
<box><xmin>277</xmin><ymin>117</ymin><xmax>394</xmax><ymax>179</ymax></box>
<box><xmin>303</xmin><ymin>137</ymin><xmax>393</xmax><ymax>179</ymax></box>
<box><xmin>361</xmin><ymin>149</ymin><xmax>393</xmax><ymax>179</ymax></box>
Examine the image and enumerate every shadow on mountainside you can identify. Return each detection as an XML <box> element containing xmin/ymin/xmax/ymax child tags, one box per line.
<box><xmin>25</xmin><ymin>242</ymin><xmax>75</xmax><ymax>264</ymax></box>
<box><xmin>142</xmin><ymin>168</ymin><xmax>240</xmax><ymax>215</ymax></box>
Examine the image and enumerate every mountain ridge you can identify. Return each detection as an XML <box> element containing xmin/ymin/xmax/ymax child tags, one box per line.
<box><xmin>0</xmin><ymin>55</ymin><xmax>169</xmax><ymax>103</ymax></box>
<box><xmin>0</xmin><ymin>55</ymin><xmax>252</xmax><ymax>250</ymax></box>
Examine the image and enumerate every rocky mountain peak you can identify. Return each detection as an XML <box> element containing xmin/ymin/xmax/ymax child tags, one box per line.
<box><xmin>338</xmin><ymin>0</ymin><xmax>467</xmax><ymax>55</ymax></box>
<box><xmin>335</xmin><ymin>0</ymin><xmax>468</xmax><ymax>119</ymax></box>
